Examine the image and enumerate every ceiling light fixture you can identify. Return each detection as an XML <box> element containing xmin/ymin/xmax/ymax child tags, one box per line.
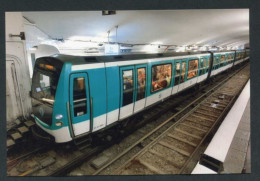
<box><xmin>102</xmin><ymin>10</ymin><xmax>116</xmax><ymax>16</ymax></box>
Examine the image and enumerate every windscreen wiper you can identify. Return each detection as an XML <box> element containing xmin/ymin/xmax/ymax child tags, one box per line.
<box><xmin>41</xmin><ymin>98</ymin><xmax>54</xmax><ymax>105</ymax></box>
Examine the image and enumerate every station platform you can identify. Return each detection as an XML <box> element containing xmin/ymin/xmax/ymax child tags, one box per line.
<box><xmin>222</xmin><ymin>98</ymin><xmax>250</xmax><ymax>173</ymax></box>
<box><xmin>192</xmin><ymin>80</ymin><xmax>250</xmax><ymax>174</ymax></box>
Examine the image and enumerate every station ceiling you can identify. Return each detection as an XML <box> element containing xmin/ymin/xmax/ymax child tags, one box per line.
<box><xmin>22</xmin><ymin>9</ymin><xmax>249</xmax><ymax>48</ymax></box>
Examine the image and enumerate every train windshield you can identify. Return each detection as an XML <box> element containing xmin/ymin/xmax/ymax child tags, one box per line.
<box><xmin>31</xmin><ymin>59</ymin><xmax>63</xmax><ymax>106</ymax></box>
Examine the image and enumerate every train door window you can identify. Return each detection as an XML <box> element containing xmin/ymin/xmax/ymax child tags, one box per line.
<box><xmin>228</xmin><ymin>54</ymin><xmax>231</xmax><ymax>64</ymax></box>
<box><xmin>180</xmin><ymin>62</ymin><xmax>186</xmax><ymax>83</ymax></box>
<box><xmin>122</xmin><ymin>70</ymin><xmax>134</xmax><ymax>106</ymax></box>
<box><xmin>206</xmin><ymin>57</ymin><xmax>210</xmax><ymax>72</ymax></box>
<box><xmin>220</xmin><ymin>55</ymin><xmax>225</xmax><ymax>67</ymax></box>
<box><xmin>174</xmin><ymin>62</ymin><xmax>181</xmax><ymax>86</ymax></box>
<box><xmin>225</xmin><ymin>55</ymin><xmax>228</xmax><ymax>65</ymax></box>
<box><xmin>217</xmin><ymin>56</ymin><xmax>220</xmax><ymax>67</ymax></box>
<box><xmin>136</xmin><ymin>68</ymin><xmax>146</xmax><ymax>101</ymax></box>
<box><xmin>199</xmin><ymin>58</ymin><xmax>204</xmax><ymax>75</ymax></box>
<box><xmin>187</xmin><ymin>59</ymin><xmax>199</xmax><ymax>79</ymax></box>
<box><xmin>237</xmin><ymin>53</ymin><xmax>240</xmax><ymax>60</ymax></box>
<box><xmin>73</xmin><ymin>77</ymin><xmax>87</xmax><ymax>117</ymax></box>
<box><xmin>213</xmin><ymin>57</ymin><xmax>216</xmax><ymax>69</ymax></box>
<box><xmin>204</xmin><ymin>58</ymin><xmax>207</xmax><ymax>72</ymax></box>
<box><xmin>151</xmin><ymin>64</ymin><xmax>172</xmax><ymax>92</ymax></box>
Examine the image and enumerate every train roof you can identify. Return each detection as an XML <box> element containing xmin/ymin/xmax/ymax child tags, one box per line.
<box><xmin>42</xmin><ymin>50</ymin><xmax>244</xmax><ymax>65</ymax></box>
<box><xmin>48</xmin><ymin>51</ymin><xmax>209</xmax><ymax>65</ymax></box>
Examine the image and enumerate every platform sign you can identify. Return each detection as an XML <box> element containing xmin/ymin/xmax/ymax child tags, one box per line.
<box><xmin>105</xmin><ymin>44</ymin><xmax>119</xmax><ymax>55</ymax></box>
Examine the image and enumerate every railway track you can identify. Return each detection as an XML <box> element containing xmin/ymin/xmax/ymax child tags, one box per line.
<box><xmin>7</xmin><ymin>61</ymin><xmax>249</xmax><ymax>176</ymax></box>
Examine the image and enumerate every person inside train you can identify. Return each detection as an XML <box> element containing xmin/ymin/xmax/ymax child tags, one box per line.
<box><xmin>157</xmin><ymin>73</ymin><xmax>167</xmax><ymax>88</ymax></box>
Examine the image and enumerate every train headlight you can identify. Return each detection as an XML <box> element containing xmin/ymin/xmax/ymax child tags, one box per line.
<box><xmin>55</xmin><ymin>121</ymin><xmax>63</xmax><ymax>127</ymax></box>
<box><xmin>55</xmin><ymin>114</ymin><xmax>63</xmax><ymax>120</ymax></box>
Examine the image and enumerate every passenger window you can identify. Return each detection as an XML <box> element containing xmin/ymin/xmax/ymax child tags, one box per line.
<box><xmin>151</xmin><ymin>64</ymin><xmax>172</xmax><ymax>92</ymax></box>
<box><xmin>180</xmin><ymin>62</ymin><xmax>186</xmax><ymax>83</ymax></box>
<box><xmin>174</xmin><ymin>62</ymin><xmax>180</xmax><ymax>86</ymax></box>
<box><xmin>199</xmin><ymin>58</ymin><xmax>204</xmax><ymax>75</ymax></box>
<box><xmin>73</xmin><ymin>77</ymin><xmax>87</xmax><ymax>117</ymax></box>
<box><xmin>187</xmin><ymin>59</ymin><xmax>199</xmax><ymax>79</ymax></box>
<box><xmin>122</xmin><ymin>70</ymin><xmax>134</xmax><ymax>106</ymax></box>
<box><xmin>136</xmin><ymin>68</ymin><xmax>146</xmax><ymax>101</ymax></box>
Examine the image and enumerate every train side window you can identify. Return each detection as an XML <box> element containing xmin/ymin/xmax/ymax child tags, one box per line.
<box><xmin>151</xmin><ymin>64</ymin><xmax>172</xmax><ymax>92</ymax></box>
<box><xmin>122</xmin><ymin>70</ymin><xmax>134</xmax><ymax>106</ymax></box>
<box><xmin>187</xmin><ymin>59</ymin><xmax>199</xmax><ymax>79</ymax></box>
<box><xmin>136</xmin><ymin>68</ymin><xmax>146</xmax><ymax>101</ymax></box>
<box><xmin>180</xmin><ymin>62</ymin><xmax>186</xmax><ymax>83</ymax></box>
<box><xmin>174</xmin><ymin>62</ymin><xmax>180</xmax><ymax>85</ymax></box>
<box><xmin>199</xmin><ymin>58</ymin><xmax>204</xmax><ymax>75</ymax></box>
<box><xmin>73</xmin><ymin>77</ymin><xmax>87</xmax><ymax>117</ymax></box>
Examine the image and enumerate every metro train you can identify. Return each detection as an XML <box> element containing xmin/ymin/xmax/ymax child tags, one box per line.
<box><xmin>30</xmin><ymin>49</ymin><xmax>250</xmax><ymax>143</ymax></box>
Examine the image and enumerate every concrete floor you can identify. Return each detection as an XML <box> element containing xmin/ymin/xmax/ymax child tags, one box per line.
<box><xmin>222</xmin><ymin>99</ymin><xmax>251</xmax><ymax>173</ymax></box>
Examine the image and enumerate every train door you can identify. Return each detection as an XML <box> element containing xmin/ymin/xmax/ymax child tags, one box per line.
<box><xmin>119</xmin><ymin>66</ymin><xmax>136</xmax><ymax>119</ymax></box>
<box><xmin>172</xmin><ymin>60</ymin><xmax>181</xmax><ymax>95</ymax></box>
<box><xmin>69</xmin><ymin>73</ymin><xmax>91</xmax><ymax>137</ymax></box>
<box><xmin>134</xmin><ymin>65</ymin><xmax>147</xmax><ymax>113</ymax></box>
<box><xmin>197</xmin><ymin>57</ymin><xmax>206</xmax><ymax>83</ymax></box>
<box><xmin>205</xmin><ymin>57</ymin><xmax>210</xmax><ymax>73</ymax></box>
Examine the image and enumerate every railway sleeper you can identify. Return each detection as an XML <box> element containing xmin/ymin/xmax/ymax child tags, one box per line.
<box><xmin>180</xmin><ymin>120</ymin><xmax>210</xmax><ymax>132</ymax></box>
<box><xmin>185</xmin><ymin>117</ymin><xmax>213</xmax><ymax>128</ymax></box>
